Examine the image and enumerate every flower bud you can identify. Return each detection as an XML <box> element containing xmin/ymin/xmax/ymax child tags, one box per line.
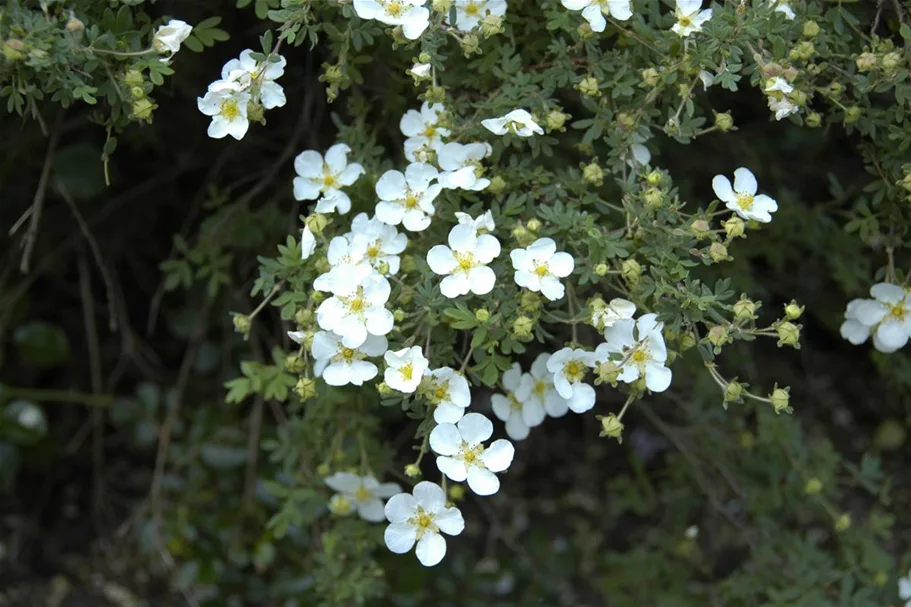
<box><xmin>616</xmin><ymin>112</ymin><xmax>636</xmax><ymax>131</ymax></box>
<box><xmin>689</xmin><ymin>219</ymin><xmax>711</xmax><ymax>239</ymax></box>
<box><xmin>583</xmin><ymin>161</ymin><xmax>603</xmax><ymax>186</ymax></box>
<box><xmin>834</xmin><ymin>513</ymin><xmax>851</xmax><ymax>532</ymax></box>
<box><xmin>285</xmin><ymin>354</ymin><xmax>307</xmax><ymax>374</ymax></box>
<box><xmin>311</xmin><ymin>291</ymin><xmax>325</xmax><ymax>304</ymax></box>
<box><xmin>488</xmin><ymin>175</ymin><xmax>507</xmax><ymax>194</ymax></box>
<box><xmin>577</xmin><ymin>22</ymin><xmax>594</xmax><ymax>39</ymax></box>
<box><xmin>783</xmin><ymin>300</ymin><xmax>804</xmax><ymax>320</ymax></box>
<box><xmin>474</xmin><ymin>308</ymin><xmax>490</xmax><ymax>322</ymax></box>
<box><xmin>621</xmin><ymin>258</ymin><xmax>642</xmax><ymax>283</ymax></box>
<box><xmin>233</xmin><ymin>313</ymin><xmax>251</xmax><ymax>336</ymax></box>
<box><xmin>526</xmin><ymin>218</ymin><xmax>542</xmax><ymax>232</ymax></box>
<box><xmin>425</xmin><ymin>85</ymin><xmax>446</xmax><ymax>104</ymax></box>
<box><xmin>320</xmin><ymin>62</ymin><xmax>344</xmax><ymax>86</ymax></box>
<box><xmin>646</xmin><ymin>170</ymin><xmax>663</xmax><ymax>186</ymax></box>
<box><xmin>733</xmin><ymin>298</ymin><xmax>757</xmax><ymax>322</ymax></box>
<box><xmin>328</xmin><ymin>494</ymin><xmax>353</xmax><ymax>516</ymax></box>
<box><xmin>305</xmin><ymin>213</ymin><xmax>329</xmax><ymax>234</ymax></box>
<box><xmin>723</xmin><ymin>216</ymin><xmax>745</xmax><ymax>239</ymax></box>
<box><xmin>577</xmin><ymin>75</ymin><xmax>601</xmax><ymax>97</ymax></box>
<box><xmin>511</xmin><ymin>224</ymin><xmax>528</xmax><ymax>240</ymax></box>
<box><xmin>480</xmin><ymin>14</ymin><xmax>504</xmax><ymax>37</ymax></box>
<box><xmin>641</xmin><ymin>67</ymin><xmax>660</xmax><ymax>87</ymax></box>
<box><xmin>512</xmin><ymin>316</ymin><xmax>534</xmax><ymax>339</ymax></box>
<box><xmin>124</xmin><ymin>69</ymin><xmax>144</xmax><ymax>87</ymax></box>
<box><xmin>789</xmin><ymin>90</ymin><xmax>808</xmax><ymax>106</ymax></box>
<box><xmin>855</xmin><ymin>52</ymin><xmax>876</xmax><ymax>72</ymax></box>
<box><xmin>393</xmin><ymin>309</ymin><xmax>406</xmax><ymax>322</ymax></box>
<box><xmin>680</xmin><ymin>332</ymin><xmax>696</xmax><ymax>351</ymax></box>
<box><xmin>315</xmin><ymin>257</ymin><xmax>331</xmax><ymax>274</ymax></box>
<box><xmin>804</xmin><ymin>477</ymin><xmax>823</xmax><ymax>496</ymax></box>
<box><xmin>882</xmin><ymin>51</ymin><xmax>902</xmax><ymax>71</ymax></box>
<box><xmin>545</xmin><ymin>110</ymin><xmax>568</xmax><ymax>132</ymax></box>
<box><xmin>431</xmin><ymin>0</ymin><xmax>453</xmax><ymax>11</ymax></box>
<box><xmin>802</xmin><ymin>20</ymin><xmax>820</xmax><ymax>38</ymax></box>
<box><xmin>724</xmin><ymin>380</ymin><xmax>744</xmax><ymax>404</ymax></box>
<box><xmin>594</xmin><ymin>263</ymin><xmax>609</xmax><ymax>277</ymax></box>
<box><xmin>460</xmin><ymin>33</ymin><xmax>480</xmax><ymax>56</ymax></box>
<box><xmin>520</xmin><ymin>291</ymin><xmax>542</xmax><ymax>311</ymax></box>
<box><xmin>377</xmin><ymin>382</ymin><xmax>393</xmax><ymax>397</ymax></box>
<box><xmin>404</xmin><ymin>463</ymin><xmax>422</xmax><ymax>478</ymax></box>
<box><xmin>130</xmin><ymin>85</ymin><xmax>145</xmax><ymax>99</ymax></box>
<box><xmin>596</xmin><ymin>361</ymin><xmax>621</xmax><ymax>386</ymax></box>
<box><xmin>448</xmin><ymin>484</ymin><xmax>466</xmax><ymax>501</ymax></box>
<box><xmin>707</xmin><ymin>325</ymin><xmax>731</xmax><ymax>348</ymax></box>
<box><xmin>769</xmin><ymin>385</ymin><xmax>792</xmax><ymax>415</ymax></box>
<box><xmin>643</xmin><ymin>187</ymin><xmax>664</xmax><ymax>208</ymax></box>
<box><xmin>709</xmin><ymin>242</ymin><xmax>729</xmax><ymax>262</ymax></box>
<box><xmin>66</xmin><ymin>14</ymin><xmax>85</xmax><ymax>34</ymax></box>
<box><xmin>400</xmin><ymin>255</ymin><xmax>417</xmax><ymax>274</ymax></box>
<box><xmin>844</xmin><ymin>105</ymin><xmax>862</xmax><ymax>124</ymax></box>
<box><xmin>294</xmin><ymin>377</ymin><xmax>318</xmax><ymax>401</ymax></box>
<box><xmin>247</xmin><ymin>100</ymin><xmax>265</xmax><ymax>123</ymax></box>
<box><xmin>714</xmin><ymin>111</ymin><xmax>734</xmax><ymax>131</ymax></box>
<box><xmin>316</xmin><ymin>462</ymin><xmax>331</xmax><ymax>476</ymax></box>
<box><xmin>131</xmin><ymin>98</ymin><xmax>155</xmax><ymax>121</ymax></box>
<box><xmin>3</xmin><ymin>39</ymin><xmax>26</xmax><ymax>61</ymax></box>
<box><xmin>597</xmin><ymin>413</ymin><xmax>624</xmax><ymax>441</ymax></box>
<box><xmin>805</xmin><ymin>111</ymin><xmax>822</xmax><ymax>128</ymax></box>
<box><xmin>776</xmin><ymin>321</ymin><xmax>800</xmax><ymax>347</ymax></box>
<box><xmin>295</xmin><ymin>308</ymin><xmax>313</xmax><ymax>326</ymax></box>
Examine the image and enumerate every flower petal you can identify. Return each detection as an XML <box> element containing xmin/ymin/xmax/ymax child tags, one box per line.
<box><xmin>457</xmin><ymin>412</ymin><xmax>494</xmax><ymax>444</ymax></box>
<box><xmin>384</xmin><ymin>522</ymin><xmax>417</xmax><ymax>554</ymax></box>
<box><xmin>711</xmin><ymin>175</ymin><xmax>735</xmax><ymax>203</ymax></box>
<box><xmin>733</xmin><ymin>167</ymin><xmax>758</xmax><ymax>195</ymax></box>
<box><xmin>384</xmin><ymin>493</ymin><xmax>418</xmax><ymax>523</ymax></box>
<box><xmin>480</xmin><ymin>439</ymin><xmax>515</xmax><ymax>472</ymax></box>
<box><xmin>466</xmin><ymin>466</ymin><xmax>500</xmax><ymax>496</ymax></box>
<box><xmin>429</xmin><ymin>423</ymin><xmax>462</xmax><ymax>456</ymax></box>
<box><xmin>415</xmin><ymin>532</ymin><xmax>446</xmax><ymax>566</ymax></box>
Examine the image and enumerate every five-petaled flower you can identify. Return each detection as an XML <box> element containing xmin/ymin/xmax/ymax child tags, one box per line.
<box><xmin>384</xmin><ymin>481</ymin><xmax>465</xmax><ymax>567</ymax></box>
<box><xmin>599</xmin><ymin>312</ymin><xmax>673</xmax><ymax>392</ymax></box>
<box><xmin>445</xmin><ymin>0</ymin><xmax>508</xmax><ymax>31</ymax></box>
<box><xmin>315</xmin><ymin>264</ymin><xmax>394</xmax><ymax>348</ymax></box>
<box><xmin>384</xmin><ymin>346</ymin><xmax>430</xmax><ymax>393</ymax></box>
<box><xmin>429</xmin><ymin>413</ymin><xmax>515</xmax><ymax>496</ymax></box>
<box><xmin>510</xmin><ymin>238</ymin><xmax>575</xmax><ymax>301</ymax></box>
<box><xmin>325</xmin><ymin>472</ymin><xmax>401</xmax><ymax>522</ymax></box>
<box><xmin>401</xmin><ymin>102</ymin><xmax>450</xmax><ymax>162</ymax></box>
<box><xmin>437</xmin><ymin>142</ymin><xmax>493</xmax><ymax>191</ymax></box>
<box><xmin>293</xmin><ymin>144</ymin><xmax>366</xmax><ymax>214</ymax></box>
<box><xmin>213</xmin><ymin>49</ymin><xmax>287</xmax><ymax>109</ymax></box>
<box><xmin>353</xmin><ymin>0</ymin><xmax>431</xmax><ymax>40</ymax></box>
<box><xmin>197</xmin><ymin>89</ymin><xmax>251</xmax><ymax>140</ymax></box>
<box><xmin>375</xmin><ymin>163</ymin><xmax>443</xmax><ymax>232</ymax></box>
<box><xmin>522</xmin><ymin>352</ymin><xmax>571</xmax><ymax>418</ymax></box>
<box><xmin>427</xmin><ymin>223</ymin><xmax>501</xmax><ymax>298</ymax></box>
<box><xmin>560</xmin><ymin>0</ymin><xmax>632</xmax><ymax>32</ymax></box>
<box><xmin>547</xmin><ymin>348</ymin><xmax>598</xmax><ymax>413</ymax></box>
<box><xmin>491</xmin><ymin>363</ymin><xmax>546</xmax><ymax>440</ymax></box>
<box><xmin>671</xmin><ymin>0</ymin><xmax>712</xmax><ymax>37</ymax></box>
<box><xmin>312</xmin><ymin>331</ymin><xmax>388</xmax><ymax>386</ymax></box>
<box><xmin>712</xmin><ymin>167</ymin><xmax>779</xmax><ymax>224</ymax></box>
<box><xmin>425</xmin><ymin>367</ymin><xmax>472</xmax><ymax>423</ymax></box>
<box><xmin>481</xmin><ymin>109</ymin><xmax>544</xmax><ymax>137</ymax></box>
<box><xmin>345</xmin><ymin>213</ymin><xmax>408</xmax><ymax>275</ymax></box>
<box><xmin>839</xmin><ymin>283</ymin><xmax>911</xmax><ymax>353</ymax></box>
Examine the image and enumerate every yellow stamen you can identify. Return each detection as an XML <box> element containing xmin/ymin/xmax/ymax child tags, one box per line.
<box><xmin>534</xmin><ymin>264</ymin><xmax>549</xmax><ymax>278</ymax></box>
<box><xmin>387</xmin><ymin>1</ymin><xmax>404</xmax><ymax>17</ymax></box>
<box><xmin>354</xmin><ymin>486</ymin><xmax>370</xmax><ymax>502</ymax></box>
<box><xmin>455</xmin><ymin>252</ymin><xmax>476</xmax><ymax>271</ymax></box>
<box><xmin>323</xmin><ymin>174</ymin><xmax>337</xmax><ymax>188</ymax></box>
<box><xmin>735</xmin><ymin>192</ymin><xmax>754</xmax><ymax>211</ymax></box>
<box><xmin>563</xmin><ymin>360</ymin><xmax>587</xmax><ymax>383</ymax></box>
<box><xmin>220</xmin><ymin>99</ymin><xmax>240</xmax><ymax>120</ymax></box>
<box><xmin>400</xmin><ymin>363</ymin><xmax>414</xmax><ymax>381</ymax></box>
<box><xmin>404</xmin><ymin>194</ymin><xmax>419</xmax><ymax>209</ymax></box>
<box><xmin>460</xmin><ymin>441</ymin><xmax>485</xmax><ymax>465</ymax></box>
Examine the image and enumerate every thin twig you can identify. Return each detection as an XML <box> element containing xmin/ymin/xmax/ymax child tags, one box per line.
<box><xmin>20</xmin><ymin>118</ymin><xmax>62</xmax><ymax>273</ymax></box>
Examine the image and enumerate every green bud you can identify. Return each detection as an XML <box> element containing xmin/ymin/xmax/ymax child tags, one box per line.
<box><xmin>795</xmin><ymin>41</ymin><xmax>815</xmax><ymax>60</ymax></box>
<box><xmin>805</xmin><ymin>112</ymin><xmax>822</xmax><ymax>128</ymax></box>
<box><xmin>834</xmin><ymin>513</ymin><xmax>851</xmax><ymax>532</ymax></box>
<box><xmin>680</xmin><ymin>332</ymin><xmax>696</xmax><ymax>351</ymax></box>
<box><xmin>804</xmin><ymin>477</ymin><xmax>823</xmax><ymax>496</ymax></box>
<box><xmin>393</xmin><ymin>309</ymin><xmax>406</xmax><ymax>322</ymax></box>
<box><xmin>305</xmin><ymin>213</ymin><xmax>329</xmax><ymax>234</ymax></box>
<box><xmin>577</xmin><ymin>75</ymin><xmax>601</xmax><ymax>97</ymax></box>
<box><xmin>480</xmin><ymin>14</ymin><xmax>504</xmax><ymax>38</ymax></box>
<box><xmin>597</xmin><ymin>413</ymin><xmax>624</xmax><ymax>441</ymax></box>
<box><xmin>784</xmin><ymin>300</ymin><xmax>804</xmax><ymax>320</ymax></box>
<box><xmin>577</xmin><ymin>22</ymin><xmax>594</xmax><ymax>39</ymax></box>
<box><xmin>641</xmin><ymin>67</ymin><xmax>660</xmax><ymax>87</ymax></box>
<box><xmin>733</xmin><ymin>298</ymin><xmax>757</xmax><ymax>322</ymax></box>
<box><xmin>707</xmin><ymin>325</ymin><xmax>731</xmax><ymax>348</ymax></box>
<box><xmin>328</xmin><ymin>494</ymin><xmax>353</xmax><ymax>516</ymax></box>
<box><xmin>424</xmin><ymin>85</ymin><xmax>447</xmax><ymax>104</ymax></box>
<box><xmin>311</xmin><ymin>291</ymin><xmax>325</xmax><ymax>304</ymax></box>
<box><xmin>621</xmin><ymin>258</ymin><xmax>642</xmax><ymax>283</ymax></box>
<box><xmin>124</xmin><ymin>69</ymin><xmax>144</xmax><ymax>87</ymax></box>
<box><xmin>511</xmin><ymin>224</ymin><xmax>529</xmax><ymax>241</ymax></box>
<box><xmin>646</xmin><ymin>170</ymin><xmax>663</xmax><ymax>186</ymax></box>
<box><xmin>488</xmin><ymin>175</ymin><xmax>507</xmax><ymax>194</ymax></box>
<box><xmin>3</xmin><ymin>39</ymin><xmax>26</xmax><ymax>61</ymax></box>
<box><xmin>882</xmin><ymin>51</ymin><xmax>902</xmax><ymax>71</ymax></box>
<box><xmin>404</xmin><ymin>463</ymin><xmax>422</xmax><ymax>478</ymax></box>
<box><xmin>474</xmin><ymin>308</ymin><xmax>490</xmax><ymax>322</ymax></box>
<box><xmin>460</xmin><ymin>33</ymin><xmax>480</xmax><ymax>56</ymax></box>
<box><xmin>616</xmin><ymin>112</ymin><xmax>635</xmax><ymax>131</ymax></box>
<box><xmin>377</xmin><ymin>382</ymin><xmax>393</xmax><ymax>397</ymax></box>
<box><xmin>321</xmin><ymin>63</ymin><xmax>344</xmax><ymax>86</ymax></box>
<box><xmin>855</xmin><ymin>52</ymin><xmax>877</xmax><ymax>72</ymax></box>
<box><xmin>874</xmin><ymin>418</ymin><xmax>908</xmax><ymax>451</ymax></box>
<box><xmin>583</xmin><ymin>162</ymin><xmax>603</xmax><ymax>186</ymax></box>
<box><xmin>285</xmin><ymin>354</ymin><xmax>307</xmax><ymax>374</ymax></box>
<box><xmin>723</xmin><ymin>216</ymin><xmax>745</xmax><ymax>239</ymax></box>
<box><xmin>295</xmin><ymin>308</ymin><xmax>313</xmax><ymax>326</ymax></box>
<box><xmin>595</xmin><ymin>362</ymin><xmax>621</xmax><ymax>386</ymax></box>
<box><xmin>130</xmin><ymin>86</ymin><xmax>145</xmax><ymax>99</ymax></box>
<box><xmin>802</xmin><ymin>20</ymin><xmax>820</xmax><ymax>38</ymax></box>
<box><xmin>594</xmin><ymin>263</ymin><xmax>609</xmax><ymax>277</ymax></box>
<box><xmin>709</xmin><ymin>242</ymin><xmax>729</xmax><ymax>262</ymax></box>
<box><xmin>769</xmin><ymin>385</ymin><xmax>792</xmax><ymax>415</ymax></box>
<box><xmin>66</xmin><ymin>15</ymin><xmax>85</xmax><ymax>34</ymax></box>
<box><xmin>690</xmin><ymin>219</ymin><xmax>711</xmax><ymax>238</ymax></box>
<box><xmin>520</xmin><ymin>291</ymin><xmax>542</xmax><ymax>311</ymax></box>
<box><xmin>643</xmin><ymin>187</ymin><xmax>664</xmax><ymax>208</ymax></box>
<box><xmin>247</xmin><ymin>100</ymin><xmax>265</xmax><ymax>123</ymax></box>
<box><xmin>724</xmin><ymin>380</ymin><xmax>744</xmax><ymax>404</ymax></box>
<box><xmin>512</xmin><ymin>316</ymin><xmax>535</xmax><ymax>339</ymax></box>
<box><xmin>131</xmin><ymin>98</ymin><xmax>155</xmax><ymax>121</ymax></box>
<box><xmin>545</xmin><ymin>110</ymin><xmax>568</xmax><ymax>132</ymax></box>
<box><xmin>232</xmin><ymin>313</ymin><xmax>251</xmax><ymax>336</ymax></box>
<box><xmin>844</xmin><ymin>105</ymin><xmax>862</xmax><ymax>124</ymax></box>
<box><xmin>315</xmin><ymin>257</ymin><xmax>331</xmax><ymax>274</ymax></box>
<box><xmin>316</xmin><ymin>462</ymin><xmax>331</xmax><ymax>476</ymax></box>
<box><xmin>400</xmin><ymin>255</ymin><xmax>417</xmax><ymax>274</ymax></box>
<box><xmin>776</xmin><ymin>321</ymin><xmax>801</xmax><ymax>347</ymax></box>
<box><xmin>448</xmin><ymin>484</ymin><xmax>465</xmax><ymax>501</ymax></box>
<box><xmin>526</xmin><ymin>218</ymin><xmax>542</xmax><ymax>232</ymax></box>
<box><xmin>714</xmin><ymin>111</ymin><xmax>734</xmax><ymax>131</ymax></box>
<box><xmin>294</xmin><ymin>377</ymin><xmax>318</xmax><ymax>401</ymax></box>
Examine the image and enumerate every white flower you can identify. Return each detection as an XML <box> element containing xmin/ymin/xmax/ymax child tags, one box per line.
<box><xmin>384</xmin><ymin>481</ymin><xmax>464</xmax><ymax>567</ymax></box>
<box><xmin>592</xmin><ymin>297</ymin><xmax>637</xmax><ymax>332</ymax></box>
<box><xmin>345</xmin><ymin>213</ymin><xmax>408</xmax><ymax>275</ymax></box>
<box><xmin>445</xmin><ymin>0</ymin><xmax>508</xmax><ymax>31</ymax></box>
<box><xmin>315</xmin><ymin>264</ymin><xmax>394</xmax><ymax>348</ymax></box>
<box><xmin>712</xmin><ymin>168</ymin><xmax>779</xmax><ymax>224</ymax></box>
<box><xmin>16</xmin><ymin>402</ymin><xmax>45</xmax><ymax>430</ymax></box>
<box><xmin>426</xmin><ymin>224</ymin><xmax>501</xmax><ymax>298</ymax></box>
<box><xmin>546</xmin><ymin>348</ymin><xmax>597</xmax><ymax>413</ymax></box>
<box><xmin>325</xmin><ymin>472</ymin><xmax>401</xmax><ymax>522</ymax></box>
<box><xmin>523</xmin><ymin>353</ymin><xmax>570</xmax><ymax>418</ymax></box>
<box><xmin>455</xmin><ymin>210</ymin><xmax>496</xmax><ymax>233</ymax></box>
<box><xmin>899</xmin><ymin>568</ymin><xmax>911</xmax><ymax>602</ymax></box>
<box><xmin>698</xmin><ymin>70</ymin><xmax>714</xmax><ymax>90</ymax></box>
<box><xmin>481</xmin><ymin>109</ymin><xmax>544</xmax><ymax>137</ymax></box>
<box><xmin>375</xmin><ymin>163</ymin><xmax>442</xmax><ymax>232</ymax></box>
<box><xmin>301</xmin><ymin>225</ymin><xmax>317</xmax><ymax>260</ymax></box>
<box><xmin>599</xmin><ymin>313</ymin><xmax>672</xmax><ymax>393</ymax></box>
<box><xmin>293</xmin><ymin>144</ymin><xmax>366</xmax><ymax>214</ymax></box>
<box><xmin>214</xmin><ymin>49</ymin><xmax>287</xmax><ymax>109</ymax></box>
<box><xmin>628</xmin><ymin>142</ymin><xmax>651</xmax><ymax>168</ymax></box>
<box><xmin>313</xmin><ymin>236</ymin><xmax>370</xmax><ymax>290</ymax></box>
<box><xmin>429</xmin><ymin>412</ymin><xmax>515</xmax><ymax>496</ymax></box>
<box><xmin>426</xmin><ymin>367</ymin><xmax>471</xmax><ymax>423</ymax></box>
<box><xmin>491</xmin><ymin>363</ymin><xmax>546</xmax><ymax>440</ymax></box>
<box><xmin>312</xmin><ymin>331</ymin><xmax>388</xmax><ymax>386</ymax></box>
<box><xmin>197</xmin><ymin>89</ymin><xmax>250</xmax><ymax>140</ymax></box>
<box><xmin>560</xmin><ymin>0</ymin><xmax>632</xmax><ymax>32</ymax></box>
<box><xmin>437</xmin><ymin>142</ymin><xmax>492</xmax><ymax>191</ymax></box>
<box><xmin>510</xmin><ymin>238</ymin><xmax>575</xmax><ymax>301</ymax></box>
<box><xmin>772</xmin><ymin>0</ymin><xmax>796</xmax><ymax>19</ymax></box>
<box><xmin>765</xmin><ymin>77</ymin><xmax>799</xmax><ymax>120</ymax></box>
<box><xmin>671</xmin><ymin>0</ymin><xmax>712</xmax><ymax>37</ymax></box>
<box><xmin>353</xmin><ymin>0</ymin><xmax>431</xmax><ymax>40</ymax></box>
<box><xmin>401</xmin><ymin>102</ymin><xmax>450</xmax><ymax>162</ymax></box>
<box><xmin>384</xmin><ymin>346</ymin><xmax>430</xmax><ymax>393</ymax></box>
<box><xmin>409</xmin><ymin>62</ymin><xmax>432</xmax><ymax>80</ymax></box>
<box><xmin>840</xmin><ymin>284</ymin><xmax>911</xmax><ymax>353</ymax></box>
<box><xmin>153</xmin><ymin>19</ymin><xmax>192</xmax><ymax>58</ymax></box>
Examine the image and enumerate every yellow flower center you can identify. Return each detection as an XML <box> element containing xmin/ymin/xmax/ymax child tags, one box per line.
<box><xmin>465</xmin><ymin>2</ymin><xmax>480</xmax><ymax>16</ymax></box>
<box><xmin>404</xmin><ymin>194</ymin><xmax>419</xmax><ymax>209</ymax></box>
<box><xmin>387</xmin><ymin>1</ymin><xmax>404</xmax><ymax>17</ymax></box>
<box><xmin>563</xmin><ymin>360</ymin><xmax>587</xmax><ymax>383</ymax></box>
<box><xmin>534</xmin><ymin>264</ymin><xmax>550</xmax><ymax>278</ymax></box>
<box><xmin>366</xmin><ymin>244</ymin><xmax>381</xmax><ymax>259</ymax></box>
<box><xmin>631</xmin><ymin>349</ymin><xmax>648</xmax><ymax>364</ymax></box>
<box><xmin>890</xmin><ymin>304</ymin><xmax>906</xmax><ymax>319</ymax></box>
<box><xmin>348</xmin><ymin>296</ymin><xmax>365</xmax><ymax>313</ymax></box>
<box><xmin>340</xmin><ymin>347</ymin><xmax>356</xmax><ymax>362</ymax></box>
<box><xmin>455</xmin><ymin>252</ymin><xmax>476</xmax><ymax>271</ymax></box>
<box><xmin>534</xmin><ymin>380</ymin><xmax>547</xmax><ymax>396</ymax></box>
<box><xmin>423</xmin><ymin>125</ymin><xmax>437</xmax><ymax>137</ymax></box>
<box><xmin>323</xmin><ymin>174</ymin><xmax>337</xmax><ymax>188</ymax></box>
<box><xmin>400</xmin><ymin>362</ymin><xmax>414</xmax><ymax>381</ymax></box>
<box><xmin>409</xmin><ymin>506</ymin><xmax>438</xmax><ymax>539</ymax></box>
<box><xmin>678</xmin><ymin>15</ymin><xmax>693</xmax><ymax>27</ymax></box>
<box><xmin>508</xmin><ymin>393</ymin><xmax>522</xmax><ymax>410</ymax></box>
<box><xmin>433</xmin><ymin>383</ymin><xmax>450</xmax><ymax>402</ymax></box>
<box><xmin>354</xmin><ymin>486</ymin><xmax>371</xmax><ymax>502</ymax></box>
<box><xmin>735</xmin><ymin>193</ymin><xmax>754</xmax><ymax>211</ymax></box>
<box><xmin>220</xmin><ymin>99</ymin><xmax>240</xmax><ymax>120</ymax></box>
<box><xmin>460</xmin><ymin>441</ymin><xmax>485</xmax><ymax>466</ymax></box>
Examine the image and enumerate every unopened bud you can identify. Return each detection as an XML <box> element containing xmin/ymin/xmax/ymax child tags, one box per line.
<box><xmin>723</xmin><ymin>216</ymin><xmax>745</xmax><ymax>238</ymax></box>
<box><xmin>707</xmin><ymin>325</ymin><xmax>731</xmax><ymax>348</ymax></box>
<box><xmin>305</xmin><ymin>213</ymin><xmax>329</xmax><ymax>234</ymax></box>
<box><xmin>805</xmin><ymin>111</ymin><xmax>822</xmax><ymax>128</ymax></box>
<box><xmin>709</xmin><ymin>242</ymin><xmax>729</xmax><ymax>262</ymax></box>
<box><xmin>855</xmin><ymin>52</ymin><xmax>876</xmax><ymax>72</ymax></box>
<box><xmin>597</xmin><ymin>413</ymin><xmax>624</xmax><ymax>441</ymax></box>
<box><xmin>690</xmin><ymin>219</ymin><xmax>711</xmax><ymax>238</ymax></box>
<box><xmin>776</xmin><ymin>321</ymin><xmax>801</xmax><ymax>347</ymax></box>
<box><xmin>512</xmin><ymin>316</ymin><xmax>534</xmax><ymax>339</ymax></box>
<box><xmin>131</xmin><ymin>98</ymin><xmax>155</xmax><ymax>121</ymax></box>
<box><xmin>834</xmin><ymin>513</ymin><xmax>851</xmax><ymax>532</ymax></box>
<box><xmin>577</xmin><ymin>75</ymin><xmax>601</xmax><ymax>97</ymax></box>
<box><xmin>294</xmin><ymin>377</ymin><xmax>318</xmax><ymax>401</ymax></box>
<box><xmin>474</xmin><ymin>308</ymin><xmax>490</xmax><ymax>322</ymax></box>
<box><xmin>393</xmin><ymin>309</ymin><xmax>406</xmax><ymax>322</ymax></box>
<box><xmin>784</xmin><ymin>300</ymin><xmax>804</xmax><ymax>320</ymax></box>
<box><xmin>646</xmin><ymin>170</ymin><xmax>663</xmax><ymax>186</ymax></box>
<box><xmin>488</xmin><ymin>175</ymin><xmax>506</xmax><ymax>194</ymax></box>
<box><xmin>377</xmin><ymin>382</ymin><xmax>393</xmax><ymax>397</ymax></box>
<box><xmin>769</xmin><ymin>385</ymin><xmax>792</xmax><ymax>415</ymax></box>
<box><xmin>431</xmin><ymin>0</ymin><xmax>453</xmax><ymax>11</ymax></box>
<box><xmin>545</xmin><ymin>110</ymin><xmax>568</xmax><ymax>132</ymax></box>
<box><xmin>882</xmin><ymin>51</ymin><xmax>902</xmax><ymax>71</ymax></box>
<box><xmin>526</xmin><ymin>218</ymin><xmax>542</xmax><ymax>232</ymax></box>
<box><xmin>804</xmin><ymin>477</ymin><xmax>823</xmax><ymax>496</ymax></box>
<box><xmin>480</xmin><ymin>14</ymin><xmax>504</xmax><ymax>37</ymax></box>
<box><xmin>594</xmin><ymin>263</ymin><xmax>609</xmax><ymax>277</ymax></box>
<box><xmin>285</xmin><ymin>354</ymin><xmax>307</xmax><ymax>374</ymax></box>
<box><xmin>621</xmin><ymin>258</ymin><xmax>642</xmax><ymax>283</ymax></box>
<box><xmin>448</xmin><ymin>484</ymin><xmax>466</xmax><ymax>501</ymax></box>
<box><xmin>802</xmin><ymin>20</ymin><xmax>820</xmax><ymax>38</ymax></box>
<box><xmin>295</xmin><ymin>308</ymin><xmax>313</xmax><ymax>326</ymax></box>
<box><xmin>844</xmin><ymin>105</ymin><xmax>862</xmax><ymax>124</ymax></box>
<box><xmin>583</xmin><ymin>162</ymin><xmax>603</xmax><ymax>186</ymax></box>
<box><xmin>404</xmin><ymin>463</ymin><xmax>422</xmax><ymax>478</ymax></box>
<box><xmin>232</xmin><ymin>313</ymin><xmax>251</xmax><ymax>336</ymax></box>
<box><xmin>724</xmin><ymin>380</ymin><xmax>744</xmax><ymax>404</ymax></box>
<box><xmin>460</xmin><ymin>33</ymin><xmax>480</xmax><ymax>56</ymax></box>
<box><xmin>643</xmin><ymin>187</ymin><xmax>664</xmax><ymax>208</ymax></box>
<box><xmin>733</xmin><ymin>298</ymin><xmax>757</xmax><ymax>322</ymax></box>
<box><xmin>714</xmin><ymin>111</ymin><xmax>734</xmax><ymax>131</ymax></box>
<box><xmin>596</xmin><ymin>361</ymin><xmax>621</xmax><ymax>386</ymax></box>
<box><xmin>641</xmin><ymin>67</ymin><xmax>660</xmax><ymax>87</ymax></box>
<box><xmin>247</xmin><ymin>100</ymin><xmax>265</xmax><ymax>123</ymax></box>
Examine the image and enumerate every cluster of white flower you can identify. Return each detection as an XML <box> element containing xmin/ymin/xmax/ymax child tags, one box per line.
<box><xmin>840</xmin><ymin>283</ymin><xmax>911</xmax><ymax>353</ymax></box>
<box><xmin>197</xmin><ymin>49</ymin><xmax>287</xmax><ymax>140</ymax></box>
<box><xmin>444</xmin><ymin>0</ymin><xmax>508</xmax><ymax>31</ymax></box>
<box><xmin>764</xmin><ymin>76</ymin><xmax>800</xmax><ymax>121</ymax></box>
<box><xmin>353</xmin><ymin>0</ymin><xmax>431</xmax><ymax>40</ymax></box>
<box><xmin>293</xmin><ymin>144</ymin><xmax>366</xmax><ymax>214</ymax></box>
<box><xmin>712</xmin><ymin>167</ymin><xmax>779</xmax><ymax>224</ymax></box>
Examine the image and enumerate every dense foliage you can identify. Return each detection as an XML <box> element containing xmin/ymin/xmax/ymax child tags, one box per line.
<box><xmin>2</xmin><ymin>0</ymin><xmax>911</xmax><ymax>605</ymax></box>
